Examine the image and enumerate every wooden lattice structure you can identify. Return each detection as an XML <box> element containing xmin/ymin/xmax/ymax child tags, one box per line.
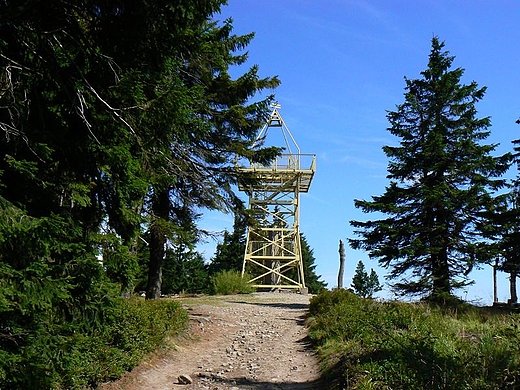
<box><xmin>237</xmin><ymin>106</ymin><xmax>315</xmax><ymax>291</ymax></box>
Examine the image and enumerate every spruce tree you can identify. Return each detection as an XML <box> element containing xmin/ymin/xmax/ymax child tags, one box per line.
<box><xmin>483</xmin><ymin>139</ymin><xmax>520</xmax><ymax>304</ymax></box>
<box><xmin>281</xmin><ymin>234</ymin><xmax>327</xmax><ymax>293</ymax></box>
<box><xmin>299</xmin><ymin>234</ymin><xmax>327</xmax><ymax>294</ymax></box>
<box><xmin>208</xmin><ymin>213</ymin><xmax>248</xmax><ymax>275</ymax></box>
<box><xmin>350</xmin><ymin>37</ymin><xmax>510</xmax><ymax>300</ymax></box>
<box><xmin>351</xmin><ymin>260</ymin><xmax>382</xmax><ymax>298</ymax></box>
<box><xmin>505</xmin><ymin>137</ymin><xmax>520</xmax><ymax>303</ymax></box>
<box><xmin>351</xmin><ymin>261</ymin><xmax>368</xmax><ymax>297</ymax></box>
<box><xmin>143</xmin><ymin>17</ymin><xmax>281</xmax><ymax>299</ymax></box>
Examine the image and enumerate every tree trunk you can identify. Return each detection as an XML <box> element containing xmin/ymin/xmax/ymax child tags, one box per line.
<box><xmin>338</xmin><ymin>239</ymin><xmax>345</xmax><ymax>289</ymax></box>
<box><xmin>493</xmin><ymin>257</ymin><xmax>498</xmax><ymax>304</ymax></box>
<box><xmin>510</xmin><ymin>270</ymin><xmax>518</xmax><ymax>305</ymax></box>
<box><xmin>431</xmin><ymin>250</ymin><xmax>451</xmax><ymax>298</ymax></box>
<box><xmin>146</xmin><ymin>189</ymin><xmax>170</xmax><ymax>300</ymax></box>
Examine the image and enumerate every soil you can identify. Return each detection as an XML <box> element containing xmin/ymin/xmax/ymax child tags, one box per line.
<box><xmin>101</xmin><ymin>292</ymin><xmax>324</xmax><ymax>390</ymax></box>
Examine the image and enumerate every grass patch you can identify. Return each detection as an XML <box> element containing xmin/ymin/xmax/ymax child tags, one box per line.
<box><xmin>308</xmin><ymin>289</ymin><xmax>520</xmax><ymax>390</ymax></box>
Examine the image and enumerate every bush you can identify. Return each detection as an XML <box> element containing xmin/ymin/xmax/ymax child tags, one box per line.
<box><xmin>0</xmin><ymin>296</ymin><xmax>188</xmax><ymax>389</ymax></box>
<box><xmin>0</xmin><ymin>199</ymin><xmax>190</xmax><ymax>389</ymax></box>
<box><xmin>308</xmin><ymin>289</ymin><xmax>520</xmax><ymax>390</ymax></box>
<box><xmin>211</xmin><ymin>270</ymin><xmax>255</xmax><ymax>295</ymax></box>
<box><xmin>106</xmin><ymin>297</ymin><xmax>189</xmax><ymax>372</ymax></box>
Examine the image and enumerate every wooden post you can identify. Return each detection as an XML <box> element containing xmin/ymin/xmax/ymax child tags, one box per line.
<box><xmin>338</xmin><ymin>239</ymin><xmax>345</xmax><ymax>289</ymax></box>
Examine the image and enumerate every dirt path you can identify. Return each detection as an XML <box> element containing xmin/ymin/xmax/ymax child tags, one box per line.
<box><xmin>102</xmin><ymin>292</ymin><xmax>324</xmax><ymax>390</ymax></box>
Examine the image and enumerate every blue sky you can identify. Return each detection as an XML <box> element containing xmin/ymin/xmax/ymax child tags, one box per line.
<box><xmin>199</xmin><ymin>1</ymin><xmax>520</xmax><ymax>305</ymax></box>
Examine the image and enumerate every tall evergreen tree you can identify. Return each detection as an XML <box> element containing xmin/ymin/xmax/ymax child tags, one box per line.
<box><xmin>483</xmin><ymin>140</ymin><xmax>520</xmax><ymax>304</ymax></box>
<box><xmin>0</xmin><ymin>0</ymin><xmax>280</xmax><ymax>301</ymax></box>
<box><xmin>0</xmin><ymin>2</ymin><xmax>160</xmax><ymax>382</ymax></box>
<box><xmin>284</xmin><ymin>234</ymin><xmax>327</xmax><ymax>293</ymax></box>
<box><xmin>505</xmin><ymin>135</ymin><xmax>520</xmax><ymax>302</ymax></box>
<box><xmin>299</xmin><ymin>234</ymin><xmax>327</xmax><ymax>294</ymax></box>
<box><xmin>349</xmin><ymin>37</ymin><xmax>510</xmax><ymax>300</ymax></box>
<box><xmin>136</xmin><ymin>206</ymin><xmax>210</xmax><ymax>295</ymax></box>
<box><xmin>162</xmin><ymin>250</ymin><xmax>209</xmax><ymax>295</ymax></box>
<box><xmin>142</xmin><ymin>16</ymin><xmax>281</xmax><ymax>299</ymax></box>
<box><xmin>496</xmin><ymin>195</ymin><xmax>520</xmax><ymax>304</ymax></box>
<box><xmin>208</xmin><ymin>212</ymin><xmax>248</xmax><ymax>275</ymax></box>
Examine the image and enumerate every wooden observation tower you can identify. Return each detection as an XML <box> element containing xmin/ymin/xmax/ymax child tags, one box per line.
<box><xmin>237</xmin><ymin>105</ymin><xmax>316</xmax><ymax>292</ymax></box>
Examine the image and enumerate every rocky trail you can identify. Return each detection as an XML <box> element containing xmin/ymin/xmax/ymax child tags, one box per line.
<box><xmin>102</xmin><ymin>292</ymin><xmax>324</xmax><ymax>390</ymax></box>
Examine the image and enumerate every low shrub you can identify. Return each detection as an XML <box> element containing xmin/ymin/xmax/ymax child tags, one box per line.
<box><xmin>211</xmin><ymin>270</ymin><xmax>255</xmax><ymax>295</ymax></box>
<box><xmin>308</xmin><ymin>289</ymin><xmax>520</xmax><ymax>390</ymax></box>
<box><xmin>0</xmin><ymin>296</ymin><xmax>188</xmax><ymax>389</ymax></box>
<box><xmin>105</xmin><ymin>297</ymin><xmax>189</xmax><ymax>374</ymax></box>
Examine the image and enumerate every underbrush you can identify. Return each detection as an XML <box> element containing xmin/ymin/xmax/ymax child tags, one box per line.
<box><xmin>1</xmin><ymin>296</ymin><xmax>188</xmax><ymax>389</ymax></box>
<box><xmin>211</xmin><ymin>270</ymin><xmax>255</xmax><ymax>295</ymax></box>
<box><xmin>308</xmin><ymin>289</ymin><xmax>520</xmax><ymax>390</ymax></box>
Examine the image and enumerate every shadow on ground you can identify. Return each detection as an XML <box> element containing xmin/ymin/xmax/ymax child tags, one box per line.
<box><xmin>193</xmin><ymin>373</ymin><xmax>326</xmax><ymax>390</ymax></box>
<box><xmin>226</xmin><ymin>301</ymin><xmax>310</xmax><ymax>311</ymax></box>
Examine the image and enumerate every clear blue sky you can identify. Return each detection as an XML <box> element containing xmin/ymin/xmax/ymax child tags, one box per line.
<box><xmin>199</xmin><ymin>1</ymin><xmax>520</xmax><ymax>305</ymax></box>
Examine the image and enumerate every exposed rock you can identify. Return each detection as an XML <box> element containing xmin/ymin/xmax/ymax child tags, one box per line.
<box><xmin>177</xmin><ymin>374</ymin><xmax>193</xmax><ymax>384</ymax></box>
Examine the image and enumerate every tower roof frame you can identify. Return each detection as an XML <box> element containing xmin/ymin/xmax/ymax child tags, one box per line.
<box><xmin>253</xmin><ymin>104</ymin><xmax>301</xmax><ymax>156</ymax></box>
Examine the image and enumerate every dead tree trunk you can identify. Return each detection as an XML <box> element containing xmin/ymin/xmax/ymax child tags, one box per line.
<box><xmin>338</xmin><ymin>239</ymin><xmax>346</xmax><ymax>289</ymax></box>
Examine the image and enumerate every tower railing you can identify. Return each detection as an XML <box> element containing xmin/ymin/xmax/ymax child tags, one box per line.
<box><xmin>246</xmin><ymin>153</ymin><xmax>315</xmax><ymax>171</ymax></box>
<box><xmin>237</xmin><ymin>154</ymin><xmax>315</xmax><ymax>193</ymax></box>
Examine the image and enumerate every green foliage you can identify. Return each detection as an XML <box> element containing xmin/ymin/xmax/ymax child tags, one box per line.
<box><xmin>210</xmin><ymin>222</ymin><xmax>327</xmax><ymax>294</ymax></box>
<box><xmin>350</xmin><ymin>37</ymin><xmax>511</xmax><ymax>298</ymax></box>
<box><xmin>140</xmin><ymin>10</ymin><xmax>281</xmax><ymax>298</ymax></box>
<box><xmin>161</xmin><ymin>250</ymin><xmax>210</xmax><ymax>295</ymax></box>
<box><xmin>482</xmin><ymin>139</ymin><xmax>520</xmax><ymax>302</ymax></box>
<box><xmin>136</xmin><ymin>209</ymin><xmax>211</xmax><ymax>296</ymax></box>
<box><xmin>308</xmin><ymin>289</ymin><xmax>520</xmax><ymax>390</ymax></box>
<box><xmin>351</xmin><ymin>260</ymin><xmax>382</xmax><ymax>298</ymax></box>
<box><xmin>106</xmin><ymin>298</ymin><xmax>188</xmax><ymax>370</ymax></box>
<box><xmin>99</xmin><ymin>233</ymin><xmax>140</xmax><ymax>294</ymax></box>
<box><xmin>0</xmin><ymin>197</ymin><xmax>189</xmax><ymax>388</ymax></box>
<box><xmin>211</xmin><ymin>270</ymin><xmax>255</xmax><ymax>295</ymax></box>
<box><xmin>208</xmin><ymin>212</ymin><xmax>248</xmax><ymax>275</ymax></box>
<box><xmin>299</xmin><ymin>234</ymin><xmax>327</xmax><ymax>293</ymax></box>
<box><xmin>0</xmin><ymin>0</ymin><xmax>279</xmax><ymax>300</ymax></box>
<box><xmin>0</xmin><ymin>0</ymin><xmax>279</xmax><ymax>386</ymax></box>
<box><xmin>2</xmin><ymin>297</ymin><xmax>187</xmax><ymax>389</ymax></box>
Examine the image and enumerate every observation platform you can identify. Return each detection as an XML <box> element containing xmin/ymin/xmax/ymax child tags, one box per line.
<box><xmin>237</xmin><ymin>153</ymin><xmax>316</xmax><ymax>193</ymax></box>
